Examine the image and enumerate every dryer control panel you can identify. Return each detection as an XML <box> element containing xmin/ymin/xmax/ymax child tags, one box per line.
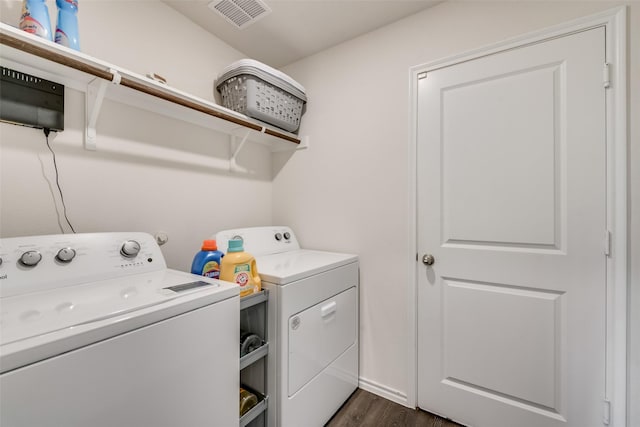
<box><xmin>216</xmin><ymin>226</ymin><xmax>301</xmax><ymax>256</ymax></box>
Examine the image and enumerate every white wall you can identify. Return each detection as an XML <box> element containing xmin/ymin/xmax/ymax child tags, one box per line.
<box><xmin>0</xmin><ymin>1</ymin><xmax>274</xmax><ymax>271</ymax></box>
<box><xmin>276</xmin><ymin>1</ymin><xmax>640</xmax><ymax>422</ymax></box>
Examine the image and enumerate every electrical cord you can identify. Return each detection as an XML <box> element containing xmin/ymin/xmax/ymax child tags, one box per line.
<box><xmin>44</xmin><ymin>128</ymin><xmax>76</xmax><ymax>233</ymax></box>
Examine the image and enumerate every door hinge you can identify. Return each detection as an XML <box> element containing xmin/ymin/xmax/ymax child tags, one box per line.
<box><xmin>603</xmin><ymin>399</ymin><xmax>611</xmax><ymax>425</ymax></box>
<box><xmin>604</xmin><ymin>230</ymin><xmax>611</xmax><ymax>257</ymax></box>
<box><xmin>603</xmin><ymin>63</ymin><xmax>611</xmax><ymax>89</ymax></box>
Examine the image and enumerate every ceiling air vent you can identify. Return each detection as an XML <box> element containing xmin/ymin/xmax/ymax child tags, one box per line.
<box><xmin>208</xmin><ymin>0</ymin><xmax>272</xmax><ymax>29</ymax></box>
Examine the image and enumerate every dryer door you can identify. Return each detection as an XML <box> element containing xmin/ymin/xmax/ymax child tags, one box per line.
<box><xmin>288</xmin><ymin>286</ymin><xmax>357</xmax><ymax>396</ymax></box>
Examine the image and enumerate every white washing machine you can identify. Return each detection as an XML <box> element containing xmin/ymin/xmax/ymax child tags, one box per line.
<box><xmin>216</xmin><ymin>226</ymin><xmax>359</xmax><ymax>427</ymax></box>
<box><xmin>0</xmin><ymin>232</ymin><xmax>239</xmax><ymax>427</ymax></box>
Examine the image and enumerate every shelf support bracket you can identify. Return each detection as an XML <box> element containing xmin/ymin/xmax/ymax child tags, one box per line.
<box><xmin>229</xmin><ymin>128</ymin><xmax>255</xmax><ymax>172</ymax></box>
<box><xmin>85</xmin><ymin>69</ymin><xmax>121</xmax><ymax>151</ymax></box>
<box><xmin>297</xmin><ymin>135</ymin><xmax>310</xmax><ymax>150</ymax></box>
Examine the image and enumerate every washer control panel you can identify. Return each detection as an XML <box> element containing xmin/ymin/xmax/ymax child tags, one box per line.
<box><xmin>0</xmin><ymin>232</ymin><xmax>166</xmax><ymax>298</ymax></box>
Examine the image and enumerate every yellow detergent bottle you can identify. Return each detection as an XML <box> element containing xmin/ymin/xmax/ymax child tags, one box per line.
<box><xmin>220</xmin><ymin>238</ymin><xmax>261</xmax><ymax>297</ymax></box>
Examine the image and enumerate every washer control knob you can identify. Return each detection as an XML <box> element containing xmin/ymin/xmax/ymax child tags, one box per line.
<box><xmin>56</xmin><ymin>247</ymin><xmax>76</xmax><ymax>263</ymax></box>
<box><xmin>283</xmin><ymin>232</ymin><xmax>291</xmax><ymax>240</ymax></box>
<box><xmin>0</xmin><ymin>257</ymin><xmax>3</xmax><ymax>267</ymax></box>
<box><xmin>20</xmin><ymin>250</ymin><xmax>42</xmax><ymax>267</ymax></box>
<box><xmin>275</xmin><ymin>233</ymin><xmax>282</xmax><ymax>241</ymax></box>
<box><xmin>120</xmin><ymin>240</ymin><xmax>141</xmax><ymax>258</ymax></box>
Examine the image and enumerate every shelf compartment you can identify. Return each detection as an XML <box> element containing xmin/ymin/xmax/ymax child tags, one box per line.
<box><xmin>0</xmin><ymin>24</ymin><xmax>301</xmax><ymax>151</ymax></box>
<box><xmin>240</xmin><ymin>342</ymin><xmax>269</xmax><ymax>370</ymax></box>
<box><xmin>240</xmin><ymin>290</ymin><xmax>268</xmax><ymax>310</ymax></box>
<box><xmin>239</xmin><ymin>392</ymin><xmax>268</xmax><ymax>427</ymax></box>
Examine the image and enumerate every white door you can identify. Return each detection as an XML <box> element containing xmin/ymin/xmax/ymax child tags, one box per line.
<box><xmin>417</xmin><ymin>27</ymin><xmax>606</xmax><ymax>427</ymax></box>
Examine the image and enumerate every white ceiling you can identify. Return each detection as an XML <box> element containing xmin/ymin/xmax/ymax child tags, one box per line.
<box><xmin>164</xmin><ymin>0</ymin><xmax>439</xmax><ymax>68</ymax></box>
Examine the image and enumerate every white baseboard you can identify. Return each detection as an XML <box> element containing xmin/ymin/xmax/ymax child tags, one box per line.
<box><xmin>358</xmin><ymin>377</ymin><xmax>411</xmax><ymax>408</ymax></box>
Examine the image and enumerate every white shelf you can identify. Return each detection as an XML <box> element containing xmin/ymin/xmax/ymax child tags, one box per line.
<box><xmin>240</xmin><ymin>342</ymin><xmax>269</xmax><ymax>371</ymax></box>
<box><xmin>0</xmin><ymin>23</ymin><xmax>302</xmax><ymax>153</ymax></box>
<box><xmin>239</xmin><ymin>393</ymin><xmax>267</xmax><ymax>427</ymax></box>
<box><xmin>240</xmin><ymin>289</ymin><xmax>269</xmax><ymax>310</ymax></box>
<box><xmin>240</xmin><ymin>289</ymin><xmax>269</xmax><ymax>426</ymax></box>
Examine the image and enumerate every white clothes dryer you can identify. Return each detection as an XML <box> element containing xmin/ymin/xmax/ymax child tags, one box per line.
<box><xmin>0</xmin><ymin>232</ymin><xmax>239</xmax><ymax>427</ymax></box>
<box><xmin>216</xmin><ymin>226</ymin><xmax>359</xmax><ymax>427</ymax></box>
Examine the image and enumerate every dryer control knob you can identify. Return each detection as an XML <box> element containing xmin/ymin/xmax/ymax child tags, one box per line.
<box><xmin>20</xmin><ymin>250</ymin><xmax>42</xmax><ymax>267</ymax></box>
<box><xmin>275</xmin><ymin>233</ymin><xmax>282</xmax><ymax>241</ymax></box>
<box><xmin>283</xmin><ymin>232</ymin><xmax>291</xmax><ymax>240</ymax></box>
<box><xmin>56</xmin><ymin>247</ymin><xmax>76</xmax><ymax>263</ymax></box>
<box><xmin>120</xmin><ymin>240</ymin><xmax>141</xmax><ymax>258</ymax></box>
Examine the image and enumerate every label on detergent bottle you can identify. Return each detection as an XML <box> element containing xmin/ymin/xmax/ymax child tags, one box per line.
<box><xmin>54</xmin><ymin>28</ymin><xmax>69</xmax><ymax>46</ymax></box>
<box><xmin>54</xmin><ymin>0</ymin><xmax>79</xmax><ymax>49</ymax></box>
<box><xmin>233</xmin><ymin>264</ymin><xmax>251</xmax><ymax>289</ymax></box>
<box><xmin>202</xmin><ymin>260</ymin><xmax>221</xmax><ymax>279</ymax></box>
<box><xmin>20</xmin><ymin>4</ymin><xmax>47</xmax><ymax>37</ymax></box>
<box><xmin>20</xmin><ymin>15</ymin><xmax>47</xmax><ymax>36</ymax></box>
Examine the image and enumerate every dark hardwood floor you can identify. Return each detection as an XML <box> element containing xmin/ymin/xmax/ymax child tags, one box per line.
<box><xmin>325</xmin><ymin>389</ymin><xmax>463</xmax><ymax>427</ymax></box>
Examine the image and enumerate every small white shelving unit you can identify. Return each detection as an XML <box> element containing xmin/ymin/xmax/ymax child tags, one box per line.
<box><xmin>0</xmin><ymin>23</ymin><xmax>303</xmax><ymax>162</ymax></box>
<box><xmin>239</xmin><ymin>290</ymin><xmax>269</xmax><ymax>427</ymax></box>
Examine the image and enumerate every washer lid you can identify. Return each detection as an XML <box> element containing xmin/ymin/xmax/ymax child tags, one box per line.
<box><xmin>255</xmin><ymin>249</ymin><xmax>357</xmax><ymax>285</ymax></box>
<box><xmin>0</xmin><ymin>269</ymin><xmax>238</xmax><ymax>373</ymax></box>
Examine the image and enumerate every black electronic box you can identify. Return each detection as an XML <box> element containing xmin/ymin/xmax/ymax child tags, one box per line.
<box><xmin>0</xmin><ymin>66</ymin><xmax>64</xmax><ymax>131</ymax></box>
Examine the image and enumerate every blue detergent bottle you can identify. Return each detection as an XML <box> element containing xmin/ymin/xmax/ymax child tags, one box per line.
<box><xmin>19</xmin><ymin>0</ymin><xmax>53</xmax><ymax>41</ymax></box>
<box><xmin>191</xmin><ymin>240</ymin><xmax>225</xmax><ymax>279</ymax></box>
<box><xmin>54</xmin><ymin>0</ymin><xmax>79</xmax><ymax>50</ymax></box>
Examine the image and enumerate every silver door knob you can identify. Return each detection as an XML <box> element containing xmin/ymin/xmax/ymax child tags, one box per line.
<box><xmin>422</xmin><ymin>254</ymin><xmax>435</xmax><ymax>266</ymax></box>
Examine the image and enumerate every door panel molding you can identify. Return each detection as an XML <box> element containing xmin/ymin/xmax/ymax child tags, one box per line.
<box><xmin>407</xmin><ymin>6</ymin><xmax>627</xmax><ymax>425</ymax></box>
<box><xmin>440</xmin><ymin>61</ymin><xmax>564</xmax><ymax>249</ymax></box>
<box><xmin>440</xmin><ymin>378</ymin><xmax>567</xmax><ymax>422</ymax></box>
<box><xmin>442</xmin><ymin>278</ymin><xmax>563</xmax><ymax>410</ymax></box>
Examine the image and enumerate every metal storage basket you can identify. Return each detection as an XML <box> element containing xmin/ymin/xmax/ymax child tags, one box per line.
<box><xmin>216</xmin><ymin>59</ymin><xmax>307</xmax><ymax>133</ymax></box>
